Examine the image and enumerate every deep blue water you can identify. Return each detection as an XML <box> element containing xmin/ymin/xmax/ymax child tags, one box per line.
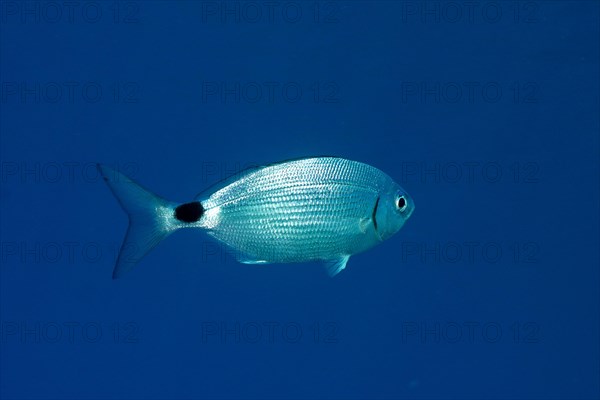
<box><xmin>1</xmin><ymin>1</ymin><xmax>599</xmax><ymax>399</ymax></box>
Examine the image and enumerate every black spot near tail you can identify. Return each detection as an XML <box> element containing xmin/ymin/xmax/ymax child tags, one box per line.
<box><xmin>174</xmin><ymin>201</ymin><xmax>204</xmax><ymax>223</ymax></box>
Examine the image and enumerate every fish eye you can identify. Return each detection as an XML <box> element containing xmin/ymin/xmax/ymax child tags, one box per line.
<box><xmin>396</xmin><ymin>195</ymin><xmax>407</xmax><ymax>212</ymax></box>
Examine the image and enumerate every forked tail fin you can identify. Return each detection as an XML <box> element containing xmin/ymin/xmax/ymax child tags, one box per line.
<box><xmin>97</xmin><ymin>164</ymin><xmax>177</xmax><ymax>278</ymax></box>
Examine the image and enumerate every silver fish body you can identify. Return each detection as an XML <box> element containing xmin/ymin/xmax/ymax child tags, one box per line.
<box><xmin>199</xmin><ymin>157</ymin><xmax>410</xmax><ymax>263</ymax></box>
<box><xmin>98</xmin><ymin>157</ymin><xmax>414</xmax><ymax>278</ymax></box>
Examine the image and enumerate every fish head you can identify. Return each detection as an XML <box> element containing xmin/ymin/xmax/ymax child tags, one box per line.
<box><xmin>375</xmin><ymin>183</ymin><xmax>415</xmax><ymax>241</ymax></box>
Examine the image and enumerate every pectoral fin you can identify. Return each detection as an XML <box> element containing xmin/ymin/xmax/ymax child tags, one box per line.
<box><xmin>323</xmin><ymin>255</ymin><xmax>350</xmax><ymax>277</ymax></box>
<box><xmin>359</xmin><ymin>217</ymin><xmax>371</xmax><ymax>233</ymax></box>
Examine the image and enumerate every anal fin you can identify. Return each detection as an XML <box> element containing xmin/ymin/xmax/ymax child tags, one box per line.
<box><xmin>323</xmin><ymin>255</ymin><xmax>350</xmax><ymax>277</ymax></box>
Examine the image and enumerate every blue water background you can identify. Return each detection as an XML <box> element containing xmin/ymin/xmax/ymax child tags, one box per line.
<box><xmin>1</xmin><ymin>1</ymin><xmax>599</xmax><ymax>399</ymax></box>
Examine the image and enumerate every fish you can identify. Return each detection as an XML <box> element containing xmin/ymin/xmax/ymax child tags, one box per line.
<box><xmin>97</xmin><ymin>157</ymin><xmax>414</xmax><ymax>278</ymax></box>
